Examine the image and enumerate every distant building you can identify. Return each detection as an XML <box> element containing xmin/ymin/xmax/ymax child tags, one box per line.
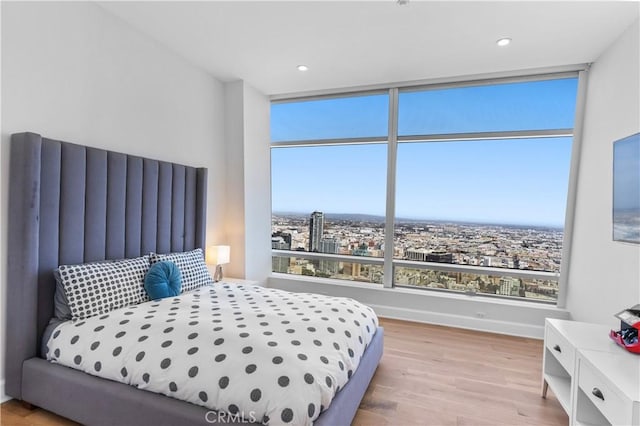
<box><xmin>343</xmin><ymin>262</ymin><xmax>361</xmax><ymax>278</ymax></box>
<box><xmin>319</xmin><ymin>238</ymin><xmax>339</xmax><ymax>254</ymax></box>
<box><xmin>272</xmin><ymin>256</ymin><xmax>290</xmax><ymax>273</ymax></box>
<box><xmin>499</xmin><ymin>277</ymin><xmax>521</xmax><ymax>296</ymax></box>
<box><xmin>309</xmin><ymin>211</ymin><xmax>325</xmax><ymax>252</ymax></box>
<box><xmin>406</xmin><ymin>248</ymin><xmax>429</xmax><ymax>261</ymax></box>
<box><xmin>271</xmin><ymin>236</ymin><xmax>290</xmax><ymax>250</ymax></box>
<box><xmin>426</xmin><ymin>250</ymin><xmax>453</xmax><ymax>263</ymax></box>
<box><xmin>406</xmin><ymin>248</ymin><xmax>453</xmax><ymax>263</ymax></box>
<box><xmin>272</xmin><ymin>231</ymin><xmax>292</xmax><ymax>248</ymax></box>
<box><xmin>319</xmin><ymin>237</ymin><xmax>340</xmax><ymax>275</ymax></box>
<box><xmin>352</xmin><ymin>243</ymin><xmax>370</xmax><ymax>257</ymax></box>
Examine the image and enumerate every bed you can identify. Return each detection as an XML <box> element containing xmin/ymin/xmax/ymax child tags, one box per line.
<box><xmin>6</xmin><ymin>132</ymin><xmax>383</xmax><ymax>425</ymax></box>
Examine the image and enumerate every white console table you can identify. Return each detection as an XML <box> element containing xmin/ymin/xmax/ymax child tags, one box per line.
<box><xmin>542</xmin><ymin>318</ymin><xmax>640</xmax><ymax>425</ymax></box>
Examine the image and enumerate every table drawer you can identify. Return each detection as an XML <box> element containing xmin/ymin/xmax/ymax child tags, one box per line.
<box><xmin>578</xmin><ymin>358</ymin><xmax>631</xmax><ymax>425</ymax></box>
<box><xmin>545</xmin><ymin>323</ymin><xmax>575</xmax><ymax>374</ymax></box>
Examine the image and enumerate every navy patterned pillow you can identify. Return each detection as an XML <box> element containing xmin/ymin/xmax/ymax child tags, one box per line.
<box><xmin>56</xmin><ymin>255</ymin><xmax>150</xmax><ymax>320</ymax></box>
<box><xmin>150</xmin><ymin>248</ymin><xmax>213</xmax><ymax>293</ymax></box>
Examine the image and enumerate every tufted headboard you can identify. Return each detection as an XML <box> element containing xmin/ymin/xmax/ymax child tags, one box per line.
<box><xmin>5</xmin><ymin>132</ymin><xmax>208</xmax><ymax>398</ymax></box>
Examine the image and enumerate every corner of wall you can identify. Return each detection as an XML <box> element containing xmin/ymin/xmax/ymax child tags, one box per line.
<box><xmin>241</xmin><ymin>83</ymin><xmax>271</xmax><ymax>283</ymax></box>
<box><xmin>565</xmin><ymin>18</ymin><xmax>640</xmax><ymax>326</ymax></box>
<box><xmin>222</xmin><ymin>81</ymin><xmax>247</xmax><ymax>279</ymax></box>
<box><xmin>222</xmin><ymin>80</ymin><xmax>271</xmax><ymax>284</ymax></box>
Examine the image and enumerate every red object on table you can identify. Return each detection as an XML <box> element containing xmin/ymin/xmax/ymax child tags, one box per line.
<box><xmin>609</xmin><ymin>328</ymin><xmax>640</xmax><ymax>354</ymax></box>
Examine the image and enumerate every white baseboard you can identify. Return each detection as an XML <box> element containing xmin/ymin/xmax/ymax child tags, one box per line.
<box><xmin>369</xmin><ymin>303</ymin><xmax>544</xmax><ymax>339</ymax></box>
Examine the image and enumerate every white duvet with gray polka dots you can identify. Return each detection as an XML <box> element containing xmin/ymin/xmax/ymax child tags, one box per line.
<box><xmin>46</xmin><ymin>283</ymin><xmax>379</xmax><ymax>425</ymax></box>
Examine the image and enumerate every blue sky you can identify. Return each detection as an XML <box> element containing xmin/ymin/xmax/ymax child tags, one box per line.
<box><xmin>271</xmin><ymin>78</ymin><xmax>578</xmax><ymax>227</ymax></box>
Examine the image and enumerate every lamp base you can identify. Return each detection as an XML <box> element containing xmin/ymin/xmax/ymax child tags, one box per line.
<box><xmin>213</xmin><ymin>265</ymin><xmax>224</xmax><ymax>282</ymax></box>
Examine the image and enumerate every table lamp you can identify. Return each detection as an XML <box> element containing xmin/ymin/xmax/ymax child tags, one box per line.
<box><xmin>206</xmin><ymin>245</ymin><xmax>230</xmax><ymax>282</ymax></box>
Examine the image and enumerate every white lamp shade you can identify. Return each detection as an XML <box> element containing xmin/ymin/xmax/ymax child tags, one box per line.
<box><xmin>206</xmin><ymin>245</ymin><xmax>230</xmax><ymax>265</ymax></box>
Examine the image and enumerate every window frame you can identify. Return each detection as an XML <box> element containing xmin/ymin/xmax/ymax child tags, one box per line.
<box><xmin>270</xmin><ymin>67</ymin><xmax>588</xmax><ymax>307</ymax></box>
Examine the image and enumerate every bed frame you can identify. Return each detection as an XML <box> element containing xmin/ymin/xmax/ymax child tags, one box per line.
<box><xmin>6</xmin><ymin>132</ymin><xmax>383</xmax><ymax>425</ymax></box>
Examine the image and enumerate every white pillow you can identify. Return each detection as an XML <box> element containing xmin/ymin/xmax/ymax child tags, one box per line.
<box><xmin>56</xmin><ymin>255</ymin><xmax>150</xmax><ymax>320</ymax></box>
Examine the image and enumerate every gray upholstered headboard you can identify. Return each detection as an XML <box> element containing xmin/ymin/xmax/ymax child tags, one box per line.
<box><xmin>6</xmin><ymin>132</ymin><xmax>208</xmax><ymax>398</ymax></box>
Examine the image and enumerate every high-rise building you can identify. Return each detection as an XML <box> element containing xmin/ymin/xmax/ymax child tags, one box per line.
<box><xmin>319</xmin><ymin>237</ymin><xmax>339</xmax><ymax>254</ymax></box>
<box><xmin>309</xmin><ymin>211</ymin><xmax>325</xmax><ymax>252</ymax></box>
<box><xmin>319</xmin><ymin>237</ymin><xmax>340</xmax><ymax>275</ymax></box>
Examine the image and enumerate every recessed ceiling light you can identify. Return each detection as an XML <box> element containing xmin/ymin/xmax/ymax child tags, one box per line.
<box><xmin>496</xmin><ymin>38</ymin><xmax>512</xmax><ymax>47</ymax></box>
<box><xmin>397</xmin><ymin>0</ymin><xmax>409</xmax><ymax>6</ymax></box>
<box><xmin>297</xmin><ymin>65</ymin><xmax>309</xmax><ymax>72</ymax></box>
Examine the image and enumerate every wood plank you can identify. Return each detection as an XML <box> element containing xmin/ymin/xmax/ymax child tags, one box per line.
<box><xmin>0</xmin><ymin>400</ymin><xmax>78</xmax><ymax>425</ymax></box>
<box><xmin>352</xmin><ymin>318</ymin><xmax>567</xmax><ymax>425</ymax></box>
<box><xmin>0</xmin><ymin>318</ymin><xmax>567</xmax><ymax>426</ymax></box>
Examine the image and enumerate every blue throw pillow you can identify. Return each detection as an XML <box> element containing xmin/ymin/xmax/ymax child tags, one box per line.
<box><xmin>144</xmin><ymin>261</ymin><xmax>182</xmax><ymax>300</ymax></box>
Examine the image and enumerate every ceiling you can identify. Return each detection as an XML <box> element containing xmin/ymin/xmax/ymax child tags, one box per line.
<box><xmin>98</xmin><ymin>1</ymin><xmax>640</xmax><ymax>96</ymax></box>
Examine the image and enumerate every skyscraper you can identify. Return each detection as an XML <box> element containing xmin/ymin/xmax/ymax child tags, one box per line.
<box><xmin>319</xmin><ymin>237</ymin><xmax>339</xmax><ymax>254</ymax></box>
<box><xmin>319</xmin><ymin>237</ymin><xmax>340</xmax><ymax>275</ymax></box>
<box><xmin>309</xmin><ymin>211</ymin><xmax>325</xmax><ymax>252</ymax></box>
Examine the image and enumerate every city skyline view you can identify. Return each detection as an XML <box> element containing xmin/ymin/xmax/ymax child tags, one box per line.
<box><xmin>272</xmin><ymin>210</ymin><xmax>561</xmax><ymax>301</ymax></box>
<box><xmin>271</xmin><ymin>210</ymin><xmax>564</xmax><ymax>230</ymax></box>
<box><xmin>272</xmin><ymin>211</ymin><xmax>562</xmax><ymax>270</ymax></box>
<box><xmin>271</xmin><ymin>77</ymin><xmax>578</xmax><ymax>301</ymax></box>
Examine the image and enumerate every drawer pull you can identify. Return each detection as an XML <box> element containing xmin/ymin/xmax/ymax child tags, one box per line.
<box><xmin>592</xmin><ymin>387</ymin><xmax>605</xmax><ymax>401</ymax></box>
<box><xmin>553</xmin><ymin>344</ymin><xmax>561</xmax><ymax>353</ymax></box>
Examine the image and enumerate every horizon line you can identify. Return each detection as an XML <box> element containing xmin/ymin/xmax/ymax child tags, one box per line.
<box><xmin>272</xmin><ymin>211</ymin><xmax>565</xmax><ymax>229</ymax></box>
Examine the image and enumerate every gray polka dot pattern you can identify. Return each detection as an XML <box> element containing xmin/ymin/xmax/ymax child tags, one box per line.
<box><xmin>56</xmin><ymin>256</ymin><xmax>150</xmax><ymax>320</ymax></box>
<box><xmin>46</xmin><ymin>282</ymin><xmax>379</xmax><ymax>426</ymax></box>
<box><xmin>150</xmin><ymin>248</ymin><xmax>212</xmax><ymax>293</ymax></box>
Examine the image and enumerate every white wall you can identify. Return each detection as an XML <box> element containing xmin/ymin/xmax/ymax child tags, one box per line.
<box><xmin>0</xmin><ymin>2</ymin><xmax>226</xmax><ymax>401</ymax></box>
<box><xmin>565</xmin><ymin>20</ymin><xmax>640</xmax><ymax>326</ymax></box>
<box><xmin>223</xmin><ymin>81</ymin><xmax>271</xmax><ymax>282</ymax></box>
<box><xmin>242</xmin><ymin>84</ymin><xmax>271</xmax><ymax>281</ymax></box>
<box><xmin>223</xmin><ymin>82</ymin><xmax>247</xmax><ymax>279</ymax></box>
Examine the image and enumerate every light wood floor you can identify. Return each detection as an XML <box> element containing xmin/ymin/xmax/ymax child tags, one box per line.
<box><xmin>1</xmin><ymin>318</ymin><xmax>567</xmax><ymax>426</ymax></box>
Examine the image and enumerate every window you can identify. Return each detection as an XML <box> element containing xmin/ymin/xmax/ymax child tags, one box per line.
<box><xmin>271</xmin><ymin>75</ymin><xmax>579</xmax><ymax>302</ymax></box>
<box><xmin>271</xmin><ymin>94</ymin><xmax>388</xmax><ymax>284</ymax></box>
<box><xmin>271</xmin><ymin>93</ymin><xmax>389</xmax><ymax>142</ymax></box>
<box><xmin>398</xmin><ymin>78</ymin><xmax>577</xmax><ymax>135</ymax></box>
<box><xmin>394</xmin><ymin>138</ymin><xmax>572</xmax><ymax>300</ymax></box>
